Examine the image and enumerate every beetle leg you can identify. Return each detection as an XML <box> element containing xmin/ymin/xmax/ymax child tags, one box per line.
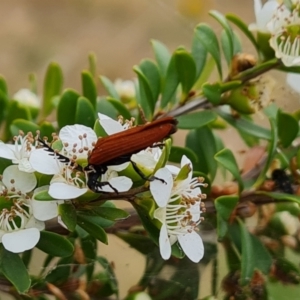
<box><xmin>87</xmin><ymin>170</ymin><xmax>119</xmax><ymax>193</ymax></box>
<box><xmin>150</xmin><ymin>142</ymin><xmax>164</xmax><ymax>148</ymax></box>
<box><xmin>131</xmin><ymin>161</ymin><xmax>166</xmax><ymax>184</ymax></box>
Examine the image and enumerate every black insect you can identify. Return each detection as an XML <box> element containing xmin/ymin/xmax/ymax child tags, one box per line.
<box><xmin>271</xmin><ymin>169</ymin><xmax>293</xmax><ymax>194</ymax></box>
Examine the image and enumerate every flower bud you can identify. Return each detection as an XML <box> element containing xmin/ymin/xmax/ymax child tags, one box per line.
<box><xmin>13</xmin><ymin>89</ymin><xmax>40</xmax><ymax>119</ymax></box>
<box><xmin>222</xmin><ymin>76</ymin><xmax>275</xmax><ymax>114</ymax></box>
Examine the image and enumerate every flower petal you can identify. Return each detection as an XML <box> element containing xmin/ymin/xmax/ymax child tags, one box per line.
<box><xmin>49</xmin><ymin>182</ymin><xmax>88</xmax><ymax>199</ymax></box>
<box><xmin>3</xmin><ymin>165</ymin><xmax>36</xmax><ymax>193</ymax></box>
<box><xmin>188</xmin><ymin>202</ymin><xmax>201</xmax><ymax>222</ymax></box>
<box><xmin>18</xmin><ymin>157</ymin><xmax>35</xmax><ymax>173</ymax></box>
<box><xmin>25</xmin><ymin>216</ymin><xmax>45</xmax><ymax>231</ymax></box>
<box><xmin>32</xmin><ymin>199</ymin><xmax>62</xmax><ymax>221</ymax></box>
<box><xmin>29</xmin><ymin>148</ymin><xmax>62</xmax><ymax>174</ymax></box>
<box><xmin>107</xmin><ymin>162</ymin><xmax>130</xmax><ymax>172</ymax></box>
<box><xmin>286</xmin><ymin>73</ymin><xmax>300</xmax><ymax>94</ymax></box>
<box><xmin>0</xmin><ymin>144</ymin><xmax>16</xmax><ymax>160</ymax></box>
<box><xmin>100</xmin><ymin>176</ymin><xmax>133</xmax><ymax>192</ymax></box>
<box><xmin>59</xmin><ymin>124</ymin><xmax>97</xmax><ymax>152</ymax></box>
<box><xmin>2</xmin><ymin>228</ymin><xmax>40</xmax><ymax>253</ymax></box>
<box><xmin>178</xmin><ymin>231</ymin><xmax>204</xmax><ymax>263</ymax></box>
<box><xmin>98</xmin><ymin>113</ymin><xmax>125</xmax><ymax>135</ymax></box>
<box><xmin>159</xmin><ymin>224</ymin><xmax>172</xmax><ymax>260</ymax></box>
<box><xmin>154</xmin><ymin>207</ymin><xmax>166</xmax><ymax>224</ymax></box>
<box><xmin>150</xmin><ymin>168</ymin><xmax>173</xmax><ymax>207</ymax></box>
<box><xmin>256</xmin><ymin>0</ymin><xmax>278</xmax><ymax>30</ymax></box>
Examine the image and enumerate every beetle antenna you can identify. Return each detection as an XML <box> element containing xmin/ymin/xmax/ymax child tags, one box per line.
<box><xmin>37</xmin><ymin>138</ymin><xmax>83</xmax><ymax>172</ymax></box>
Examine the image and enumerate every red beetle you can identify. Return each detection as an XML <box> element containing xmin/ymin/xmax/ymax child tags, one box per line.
<box><xmin>39</xmin><ymin>117</ymin><xmax>178</xmax><ymax>193</ymax></box>
<box><xmin>86</xmin><ymin>116</ymin><xmax>178</xmax><ymax>192</ymax></box>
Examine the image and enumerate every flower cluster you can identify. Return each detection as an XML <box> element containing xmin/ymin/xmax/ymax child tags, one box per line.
<box><xmin>150</xmin><ymin>156</ymin><xmax>206</xmax><ymax>263</ymax></box>
<box><xmin>250</xmin><ymin>0</ymin><xmax>300</xmax><ymax>92</ymax></box>
<box><xmin>0</xmin><ymin>113</ymin><xmax>206</xmax><ymax>262</ymax></box>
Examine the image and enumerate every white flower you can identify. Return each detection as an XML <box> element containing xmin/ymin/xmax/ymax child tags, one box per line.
<box><xmin>267</xmin><ymin>2</ymin><xmax>300</xmax><ymax>66</ymax></box>
<box><xmin>29</xmin><ymin>123</ymin><xmax>132</xmax><ymax>196</ymax></box>
<box><xmin>0</xmin><ymin>165</ymin><xmax>44</xmax><ymax>253</ymax></box>
<box><xmin>59</xmin><ymin>124</ymin><xmax>97</xmax><ymax>161</ymax></box>
<box><xmin>277</xmin><ymin>211</ymin><xmax>299</xmax><ymax>236</ymax></box>
<box><xmin>13</xmin><ymin>89</ymin><xmax>40</xmax><ymax>108</ymax></box>
<box><xmin>29</xmin><ymin>125</ymin><xmax>96</xmax><ymax>199</ymax></box>
<box><xmin>150</xmin><ymin>156</ymin><xmax>206</xmax><ymax>263</ymax></box>
<box><xmin>249</xmin><ymin>0</ymin><xmax>279</xmax><ymax>33</ymax></box>
<box><xmin>0</xmin><ymin>132</ymin><xmax>36</xmax><ymax>172</ymax></box>
<box><xmin>131</xmin><ymin>147</ymin><xmax>162</xmax><ymax>174</ymax></box>
<box><xmin>114</xmin><ymin>79</ymin><xmax>136</xmax><ymax>101</ymax></box>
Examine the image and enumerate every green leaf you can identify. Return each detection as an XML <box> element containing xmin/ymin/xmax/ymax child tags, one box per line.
<box><xmin>195</xmin><ymin>23</ymin><xmax>222</xmax><ymax>78</ymax></box>
<box><xmin>45</xmin><ymin>256</ymin><xmax>73</xmax><ymax>284</ymax></box>
<box><xmin>217</xmin><ymin>108</ymin><xmax>271</xmax><ymax>140</ymax></box>
<box><xmin>151</xmin><ymin>39</ymin><xmax>171</xmax><ymax>77</ymax></box>
<box><xmin>58</xmin><ymin>203</ymin><xmax>77</xmax><ymax>232</ymax></box>
<box><xmin>88</xmin><ymin>52</ymin><xmax>97</xmax><ymax>77</ymax></box>
<box><xmin>174</xmin><ymin>49</ymin><xmax>196</xmax><ymax>101</ymax></box>
<box><xmin>210</xmin><ymin>10</ymin><xmax>234</xmax><ymax>65</ymax></box>
<box><xmin>221</xmin><ymin>30</ymin><xmax>233</xmax><ymax>66</ymax></box>
<box><xmin>202</xmin><ymin>82</ymin><xmax>222</xmax><ymax>105</ymax></box>
<box><xmin>254</xmin><ymin>118</ymin><xmax>278</xmax><ymax>188</ymax></box>
<box><xmin>91</xmin><ymin>206</ymin><xmax>130</xmax><ymax>221</ymax></box>
<box><xmin>186</xmin><ymin>126</ymin><xmax>217</xmax><ymax>180</ymax></box>
<box><xmin>10</xmin><ymin>119</ymin><xmax>39</xmax><ymax>136</ymax></box>
<box><xmin>215</xmin><ymin>195</ymin><xmax>239</xmax><ymax>239</ymax></box>
<box><xmin>41</xmin><ymin>62</ymin><xmax>63</xmax><ymax>119</ymax></box>
<box><xmin>139</xmin><ymin>59</ymin><xmax>161</xmax><ymax>103</ymax></box>
<box><xmin>0</xmin><ymin>75</ymin><xmax>8</xmax><ymax>95</ymax></box>
<box><xmin>277</xmin><ymin>110</ymin><xmax>299</xmax><ymax>147</ymax></box>
<box><xmin>82</xmin><ymin>70</ymin><xmax>97</xmax><ymax>109</ymax></box>
<box><xmin>0</xmin><ymin>158</ymin><xmax>13</xmax><ymax>175</ymax></box>
<box><xmin>160</xmin><ymin>53</ymin><xmax>180</xmax><ymax>109</ymax></box>
<box><xmin>169</xmin><ymin>146</ymin><xmax>198</xmax><ymax>165</ymax></box>
<box><xmin>177</xmin><ymin>110</ymin><xmax>218</xmax><ymax>129</ymax></box>
<box><xmin>215</xmin><ymin>148</ymin><xmax>244</xmax><ymax>193</ymax></box>
<box><xmin>237</xmin><ymin>219</ymin><xmax>272</xmax><ymax>284</ymax></box>
<box><xmin>116</xmin><ymin>232</ymin><xmax>156</xmax><ymax>255</ymax></box>
<box><xmin>4</xmin><ymin>100</ymin><xmax>31</xmax><ymax>141</ymax></box>
<box><xmin>57</xmin><ymin>89</ymin><xmax>79</xmax><ymax>129</ymax></box>
<box><xmin>81</xmin><ymin>235</ymin><xmax>97</xmax><ymax>281</ymax></box>
<box><xmin>226</xmin><ymin>13</ymin><xmax>259</xmax><ymax>52</ymax></box>
<box><xmin>0</xmin><ymin>76</ymin><xmax>8</xmax><ymax>126</ymax></box>
<box><xmin>107</xmin><ymin>98</ymin><xmax>132</xmax><ymax>120</ymax></box>
<box><xmin>77</xmin><ymin>215</ymin><xmax>108</xmax><ymax>244</ymax></box>
<box><xmin>232</xmin><ymin>31</ymin><xmax>242</xmax><ymax>54</ymax></box>
<box><xmin>36</xmin><ymin>231</ymin><xmax>74</xmax><ymax>257</ymax></box>
<box><xmin>191</xmin><ymin>32</ymin><xmax>207</xmax><ymax>79</ymax></box>
<box><xmin>0</xmin><ymin>245</ymin><xmax>31</xmax><ymax>293</ymax></box>
<box><xmin>39</xmin><ymin>121</ymin><xmax>56</xmax><ymax>141</ymax></box>
<box><xmin>33</xmin><ymin>189</ymin><xmax>55</xmax><ymax>201</ymax></box>
<box><xmin>250</xmin><ymin>234</ymin><xmax>272</xmax><ymax>274</ymax></box>
<box><xmin>97</xmin><ymin>97</ymin><xmax>118</xmax><ymax>119</ymax></box>
<box><xmin>238</xmin><ymin>219</ymin><xmax>255</xmax><ymax>285</ymax></box>
<box><xmin>256</xmin><ymin>191</ymin><xmax>300</xmax><ymax>204</ymax></box>
<box><xmin>75</xmin><ymin>96</ymin><xmax>96</xmax><ymax>128</ymax></box>
<box><xmin>134</xmin><ymin>65</ymin><xmax>155</xmax><ymax>119</ymax></box>
<box><xmin>97</xmin><ymin>257</ymin><xmax>119</xmax><ymax>297</ymax></box>
<box><xmin>22</xmin><ymin>250</ymin><xmax>32</xmax><ymax>269</ymax></box>
<box><xmin>100</xmin><ymin>76</ymin><xmax>120</xmax><ymax>100</ymax></box>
